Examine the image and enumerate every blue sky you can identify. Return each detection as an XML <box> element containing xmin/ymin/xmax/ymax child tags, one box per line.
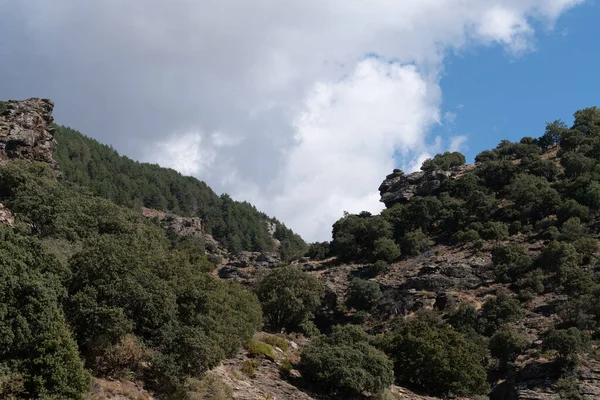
<box><xmin>434</xmin><ymin>1</ymin><xmax>600</xmax><ymax>163</ymax></box>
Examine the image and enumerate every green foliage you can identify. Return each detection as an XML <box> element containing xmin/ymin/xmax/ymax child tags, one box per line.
<box><xmin>537</xmin><ymin>241</ymin><xmax>582</xmax><ymax>286</ymax></box>
<box><xmin>380</xmin><ymin>316</ymin><xmax>488</xmax><ymax>396</ymax></box>
<box><xmin>255</xmin><ymin>266</ymin><xmax>324</xmax><ymax>332</ymax></box>
<box><xmin>559</xmin><ymin>217</ymin><xmax>588</xmax><ymax>242</ymax></box>
<box><xmin>305</xmin><ymin>241</ymin><xmax>330</xmax><ymax>260</ymax></box>
<box><xmin>0</xmin><ymin>101</ymin><xmax>9</xmax><ymax>115</ymax></box>
<box><xmin>373</xmin><ymin>260</ymin><xmax>390</xmax><ymax>275</ymax></box>
<box><xmin>245</xmin><ymin>339</ymin><xmax>275</xmax><ymax>361</ymax></box>
<box><xmin>0</xmin><ymin>225</ymin><xmax>91</xmax><ymax>399</ymax></box>
<box><xmin>479</xmin><ymin>290</ymin><xmax>524</xmax><ymax>336</ymax></box>
<box><xmin>331</xmin><ymin>213</ymin><xmax>393</xmax><ymax>261</ymax></box>
<box><xmin>489</xmin><ymin>325</ymin><xmax>529</xmax><ymax>366</ymax></box>
<box><xmin>421</xmin><ymin>151</ymin><xmax>466</xmax><ymax>171</ymax></box>
<box><xmin>299</xmin><ymin>325</ymin><xmax>394</xmax><ymax>396</ymax></box>
<box><xmin>262</xmin><ymin>335</ymin><xmax>289</xmax><ymax>351</ymax></box>
<box><xmin>401</xmin><ymin>228</ymin><xmax>433</xmax><ymax>256</ymax></box>
<box><xmin>53</xmin><ymin>126</ymin><xmax>306</xmax><ymax>257</ymax></box>
<box><xmin>347</xmin><ymin>279</ymin><xmax>382</xmax><ymax>311</ymax></box>
<box><xmin>447</xmin><ymin>303</ymin><xmax>480</xmax><ymax>334</ymax></box>
<box><xmin>0</xmin><ymin>161</ymin><xmax>263</xmax><ymax>396</ymax></box>
<box><xmin>491</xmin><ymin>244</ymin><xmax>533</xmax><ymax>283</ymax></box>
<box><xmin>481</xmin><ymin>221</ymin><xmax>509</xmax><ymax>241</ymax></box>
<box><xmin>543</xmin><ymin>328</ymin><xmax>590</xmax><ymax>369</ymax></box>
<box><xmin>372</xmin><ymin>237</ymin><xmax>401</xmax><ymax>262</ymax></box>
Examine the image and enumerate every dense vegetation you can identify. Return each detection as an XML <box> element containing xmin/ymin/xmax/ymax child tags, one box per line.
<box><xmin>296</xmin><ymin>107</ymin><xmax>600</xmax><ymax>398</ymax></box>
<box><xmin>53</xmin><ymin>126</ymin><xmax>306</xmax><ymax>259</ymax></box>
<box><xmin>4</xmin><ymin>104</ymin><xmax>600</xmax><ymax>399</ymax></box>
<box><xmin>0</xmin><ymin>161</ymin><xmax>262</xmax><ymax>398</ymax></box>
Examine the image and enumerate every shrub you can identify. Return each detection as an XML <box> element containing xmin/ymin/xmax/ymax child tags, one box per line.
<box><xmin>537</xmin><ymin>241</ymin><xmax>582</xmax><ymax>285</ymax></box>
<box><xmin>372</xmin><ymin>237</ymin><xmax>401</xmax><ymax>262</ymax></box>
<box><xmin>241</xmin><ymin>360</ymin><xmax>259</xmax><ymax>377</ymax></box>
<box><xmin>402</xmin><ymin>229</ymin><xmax>433</xmax><ymax>256</ymax></box>
<box><xmin>559</xmin><ymin>217</ymin><xmax>588</xmax><ymax>242</ymax></box>
<box><xmin>245</xmin><ymin>339</ymin><xmax>275</xmax><ymax>361</ymax></box>
<box><xmin>453</xmin><ymin>229</ymin><xmax>480</xmax><ymax>244</ymax></box>
<box><xmin>557</xmin><ymin>200</ymin><xmax>589</xmax><ymax>223</ymax></box>
<box><xmin>306</xmin><ymin>242</ymin><xmax>330</xmax><ymax>260</ymax></box>
<box><xmin>347</xmin><ymin>279</ymin><xmax>383</xmax><ymax>312</ymax></box>
<box><xmin>262</xmin><ymin>335</ymin><xmax>289</xmax><ymax>351</ymax></box>
<box><xmin>481</xmin><ymin>221</ymin><xmax>509</xmax><ymax>241</ymax></box>
<box><xmin>175</xmin><ymin>375</ymin><xmax>234</xmax><ymax>400</ymax></box>
<box><xmin>447</xmin><ymin>303</ymin><xmax>480</xmax><ymax>334</ymax></box>
<box><xmin>543</xmin><ymin>328</ymin><xmax>590</xmax><ymax>370</ymax></box>
<box><xmin>381</xmin><ymin>317</ymin><xmax>488</xmax><ymax>396</ymax></box>
<box><xmin>373</xmin><ymin>260</ymin><xmax>390</xmax><ymax>275</ymax></box>
<box><xmin>421</xmin><ymin>151</ymin><xmax>466</xmax><ymax>171</ymax></box>
<box><xmin>489</xmin><ymin>325</ymin><xmax>529</xmax><ymax>367</ymax></box>
<box><xmin>299</xmin><ymin>325</ymin><xmax>393</xmax><ymax>396</ymax></box>
<box><xmin>255</xmin><ymin>266</ymin><xmax>324</xmax><ymax>333</ymax></box>
<box><xmin>491</xmin><ymin>244</ymin><xmax>533</xmax><ymax>283</ymax></box>
<box><xmin>479</xmin><ymin>290</ymin><xmax>524</xmax><ymax>336</ymax></box>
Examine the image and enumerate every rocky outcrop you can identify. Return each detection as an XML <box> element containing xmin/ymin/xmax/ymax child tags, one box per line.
<box><xmin>0</xmin><ymin>98</ymin><xmax>57</xmax><ymax>168</ymax></box>
<box><xmin>218</xmin><ymin>251</ymin><xmax>281</xmax><ymax>284</ymax></box>
<box><xmin>0</xmin><ymin>203</ymin><xmax>14</xmax><ymax>226</ymax></box>
<box><xmin>378</xmin><ymin>166</ymin><xmax>470</xmax><ymax>208</ymax></box>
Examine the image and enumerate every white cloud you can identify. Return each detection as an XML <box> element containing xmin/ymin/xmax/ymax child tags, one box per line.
<box><xmin>0</xmin><ymin>0</ymin><xmax>584</xmax><ymax>241</ymax></box>
<box><xmin>444</xmin><ymin>112</ymin><xmax>458</xmax><ymax>124</ymax></box>
<box><xmin>449</xmin><ymin>135</ymin><xmax>469</xmax><ymax>153</ymax></box>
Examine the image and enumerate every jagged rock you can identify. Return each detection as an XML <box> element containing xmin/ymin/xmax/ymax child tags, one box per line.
<box><xmin>0</xmin><ymin>203</ymin><xmax>14</xmax><ymax>226</ymax></box>
<box><xmin>218</xmin><ymin>251</ymin><xmax>282</xmax><ymax>284</ymax></box>
<box><xmin>378</xmin><ymin>167</ymin><xmax>467</xmax><ymax>208</ymax></box>
<box><xmin>167</xmin><ymin>215</ymin><xmax>204</xmax><ymax>237</ymax></box>
<box><xmin>402</xmin><ymin>261</ymin><xmax>489</xmax><ymax>291</ymax></box>
<box><xmin>0</xmin><ymin>98</ymin><xmax>57</xmax><ymax>169</ymax></box>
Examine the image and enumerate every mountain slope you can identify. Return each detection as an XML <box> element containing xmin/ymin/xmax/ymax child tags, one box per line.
<box><xmin>52</xmin><ymin>125</ymin><xmax>305</xmax><ymax>258</ymax></box>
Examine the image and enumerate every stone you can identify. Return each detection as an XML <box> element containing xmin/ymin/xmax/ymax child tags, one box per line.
<box><xmin>0</xmin><ymin>98</ymin><xmax>57</xmax><ymax>169</ymax></box>
<box><xmin>0</xmin><ymin>203</ymin><xmax>14</xmax><ymax>226</ymax></box>
<box><xmin>378</xmin><ymin>166</ymin><xmax>468</xmax><ymax>208</ymax></box>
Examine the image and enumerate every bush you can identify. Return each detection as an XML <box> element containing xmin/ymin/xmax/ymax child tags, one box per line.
<box><xmin>373</xmin><ymin>260</ymin><xmax>390</xmax><ymax>275</ymax></box>
<box><xmin>262</xmin><ymin>335</ymin><xmax>289</xmax><ymax>351</ymax></box>
<box><xmin>372</xmin><ymin>237</ymin><xmax>401</xmax><ymax>262</ymax></box>
<box><xmin>537</xmin><ymin>241</ymin><xmax>582</xmax><ymax>285</ymax></box>
<box><xmin>489</xmin><ymin>325</ymin><xmax>529</xmax><ymax>367</ymax></box>
<box><xmin>479</xmin><ymin>290</ymin><xmax>524</xmax><ymax>336</ymax></box>
<box><xmin>543</xmin><ymin>328</ymin><xmax>590</xmax><ymax>370</ymax></box>
<box><xmin>380</xmin><ymin>317</ymin><xmax>488</xmax><ymax>396</ymax></box>
<box><xmin>255</xmin><ymin>266</ymin><xmax>324</xmax><ymax>332</ymax></box>
<box><xmin>481</xmin><ymin>221</ymin><xmax>509</xmax><ymax>241</ymax></box>
<box><xmin>491</xmin><ymin>244</ymin><xmax>533</xmax><ymax>283</ymax></box>
<box><xmin>421</xmin><ymin>151</ymin><xmax>466</xmax><ymax>171</ymax></box>
<box><xmin>402</xmin><ymin>229</ymin><xmax>433</xmax><ymax>256</ymax></box>
<box><xmin>453</xmin><ymin>229</ymin><xmax>480</xmax><ymax>244</ymax></box>
<box><xmin>447</xmin><ymin>303</ymin><xmax>480</xmax><ymax>334</ymax></box>
<box><xmin>299</xmin><ymin>325</ymin><xmax>393</xmax><ymax>396</ymax></box>
<box><xmin>347</xmin><ymin>279</ymin><xmax>383</xmax><ymax>312</ymax></box>
<box><xmin>559</xmin><ymin>217</ymin><xmax>588</xmax><ymax>242</ymax></box>
<box><xmin>245</xmin><ymin>339</ymin><xmax>275</xmax><ymax>361</ymax></box>
<box><xmin>306</xmin><ymin>242</ymin><xmax>330</xmax><ymax>260</ymax></box>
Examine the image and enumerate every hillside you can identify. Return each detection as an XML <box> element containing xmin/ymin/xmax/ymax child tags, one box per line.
<box><xmin>3</xmin><ymin>98</ymin><xmax>600</xmax><ymax>400</ymax></box>
<box><xmin>52</xmin><ymin>125</ymin><xmax>305</xmax><ymax>259</ymax></box>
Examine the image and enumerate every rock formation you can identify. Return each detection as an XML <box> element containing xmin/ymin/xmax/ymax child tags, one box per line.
<box><xmin>378</xmin><ymin>166</ymin><xmax>471</xmax><ymax>208</ymax></box>
<box><xmin>0</xmin><ymin>98</ymin><xmax>57</xmax><ymax>168</ymax></box>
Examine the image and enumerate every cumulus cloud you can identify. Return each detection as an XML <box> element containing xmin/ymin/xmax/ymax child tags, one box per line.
<box><xmin>0</xmin><ymin>0</ymin><xmax>583</xmax><ymax>241</ymax></box>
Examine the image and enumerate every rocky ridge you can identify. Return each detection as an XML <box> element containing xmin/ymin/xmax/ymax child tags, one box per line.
<box><xmin>0</xmin><ymin>98</ymin><xmax>57</xmax><ymax>168</ymax></box>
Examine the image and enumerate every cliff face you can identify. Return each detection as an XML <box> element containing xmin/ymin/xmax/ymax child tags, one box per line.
<box><xmin>0</xmin><ymin>98</ymin><xmax>57</xmax><ymax>168</ymax></box>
